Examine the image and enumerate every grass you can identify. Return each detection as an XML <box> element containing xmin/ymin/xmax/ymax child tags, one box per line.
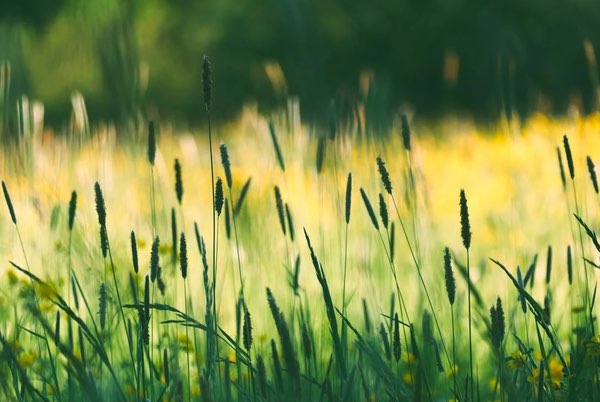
<box><xmin>2</xmin><ymin>106</ymin><xmax>600</xmax><ymax>401</ymax></box>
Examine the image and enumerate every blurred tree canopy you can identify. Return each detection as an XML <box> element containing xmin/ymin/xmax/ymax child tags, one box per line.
<box><xmin>2</xmin><ymin>0</ymin><xmax>600</xmax><ymax>130</ymax></box>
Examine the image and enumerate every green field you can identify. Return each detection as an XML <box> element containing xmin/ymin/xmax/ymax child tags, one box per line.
<box><xmin>2</xmin><ymin>90</ymin><xmax>600</xmax><ymax>402</ymax></box>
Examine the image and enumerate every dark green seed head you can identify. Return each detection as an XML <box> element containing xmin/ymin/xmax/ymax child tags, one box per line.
<box><xmin>150</xmin><ymin>236</ymin><xmax>160</xmax><ymax>282</ymax></box>
<box><xmin>443</xmin><ymin>247</ymin><xmax>456</xmax><ymax>305</ymax></box>
<box><xmin>316</xmin><ymin>135</ymin><xmax>326</xmax><ymax>174</ymax></box>
<box><xmin>98</xmin><ymin>282</ymin><xmax>107</xmax><ymax>330</ymax></box>
<box><xmin>220</xmin><ymin>144</ymin><xmax>233</xmax><ymax>189</ymax></box>
<box><xmin>268</xmin><ymin>120</ymin><xmax>286</xmax><ymax>171</ymax></box>
<box><xmin>401</xmin><ymin>113</ymin><xmax>411</xmax><ymax>151</ymax></box>
<box><xmin>360</xmin><ymin>188</ymin><xmax>379</xmax><ymax>230</ymax></box>
<box><xmin>202</xmin><ymin>55</ymin><xmax>212</xmax><ymax>111</ymax></box>
<box><xmin>94</xmin><ymin>182</ymin><xmax>106</xmax><ymax>228</ymax></box>
<box><xmin>376</xmin><ymin>156</ymin><xmax>393</xmax><ymax>195</ymax></box>
<box><xmin>243</xmin><ymin>308</ymin><xmax>253</xmax><ymax>351</ymax></box>
<box><xmin>285</xmin><ymin>203</ymin><xmax>295</xmax><ymax>242</ymax></box>
<box><xmin>130</xmin><ymin>231</ymin><xmax>139</xmax><ymax>274</ymax></box>
<box><xmin>345</xmin><ymin>173</ymin><xmax>352</xmax><ymax>224</ymax></box>
<box><xmin>148</xmin><ymin>121</ymin><xmax>156</xmax><ymax>165</ymax></box>
<box><xmin>587</xmin><ymin>156</ymin><xmax>599</xmax><ymax>193</ymax></box>
<box><xmin>459</xmin><ymin>189</ymin><xmax>471</xmax><ymax>250</ymax></box>
<box><xmin>180</xmin><ymin>232</ymin><xmax>188</xmax><ymax>279</ymax></box>
<box><xmin>224</xmin><ymin>199</ymin><xmax>231</xmax><ymax>239</ymax></box>
<box><xmin>274</xmin><ymin>186</ymin><xmax>286</xmax><ymax>235</ymax></box>
<box><xmin>174</xmin><ymin>159</ymin><xmax>183</xmax><ymax>204</ymax></box>
<box><xmin>563</xmin><ymin>135</ymin><xmax>574</xmax><ymax>179</ymax></box>
<box><xmin>379</xmin><ymin>323</ymin><xmax>391</xmax><ymax>361</ymax></box>
<box><xmin>68</xmin><ymin>191</ymin><xmax>77</xmax><ymax>231</ymax></box>
<box><xmin>393</xmin><ymin>313</ymin><xmax>401</xmax><ymax>362</ymax></box>
<box><xmin>214</xmin><ymin>178</ymin><xmax>224</xmax><ymax>216</ymax></box>
<box><xmin>378</xmin><ymin>193</ymin><xmax>389</xmax><ymax>230</ymax></box>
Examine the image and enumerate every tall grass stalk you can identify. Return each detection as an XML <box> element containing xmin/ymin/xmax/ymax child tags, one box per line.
<box><xmin>376</xmin><ymin>157</ymin><xmax>453</xmax><ymax>369</ymax></box>
<box><xmin>459</xmin><ymin>189</ymin><xmax>474</xmax><ymax>400</ymax></box>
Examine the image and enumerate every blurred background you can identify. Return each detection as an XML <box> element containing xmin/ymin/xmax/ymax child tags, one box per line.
<box><xmin>2</xmin><ymin>0</ymin><xmax>600</xmax><ymax>137</ymax></box>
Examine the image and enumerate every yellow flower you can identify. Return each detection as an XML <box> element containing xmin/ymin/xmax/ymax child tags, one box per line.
<box><xmin>7</xmin><ymin>269</ymin><xmax>18</xmax><ymax>285</ymax></box>
<box><xmin>508</xmin><ymin>350</ymin><xmax>527</xmax><ymax>369</ymax></box>
<box><xmin>402</xmin><ymin>372</ymin><xmax>413</xmax><ymax>385</ymax></box>
<box><xmin>447</xmin><ymin>364</ymin><xmax>459</xmax><ymax>378</ymax></box>
<box><xmin>17</xmin><ymin>351</ymin><xmax>38</xmax><ymax>368</ymax></box>
<box><xmin>403</xmin><ymin>352</ymin><xmax>416</xmax><ymax>364</ymax></box>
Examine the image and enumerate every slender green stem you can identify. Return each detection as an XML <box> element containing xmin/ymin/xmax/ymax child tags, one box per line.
<box><xmin>467</xmin><ymin>250</ymin><xmax>474</xmax><ymax>401</ymax></box>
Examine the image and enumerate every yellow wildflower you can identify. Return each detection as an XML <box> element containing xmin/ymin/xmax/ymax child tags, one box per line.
<box><xmin>508</xmin><ymin>350</ymin><xmax>527</xmax><ymax>369</ymax></box>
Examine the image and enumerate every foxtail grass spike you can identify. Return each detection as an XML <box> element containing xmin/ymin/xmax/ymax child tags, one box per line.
<box><xmin>163</xmin><ymin>349</ymin><xmax>169</xmax><ymax>384</ymax></box>
<box><xmin>234</xmin><ymin>177</ymin><xmax>252</xmax><ymax>216</ymax></box>
<box><xmin>378</xmin><ymin>193</ymin><xmax>389</xmax><ymax>230</ymax></box>
<box><xmin>269</xmin><ymin>120</ymin><xmax>286</xmax><ymax>171</ymax></box>
<box><xmin>174</xmin><ymin>158</ymin><xmax>183</xmax><ymax>204</ymax></box>
<box><xmin>274</xmin><ymin>186</ymin><xmax>286</xmax><ymax>235</ymax></box>
<box><xmin>257</xmin><ymin>355</ymin><xmax>267</xmax><ymax>397</ymax></box>
<box><xmin>148</xmin><ymin>121</ymin><xmax>156</xmax><ymax>165</ymax></box>
<box><xmin>379</xmin><ymin>323</ymin><xmax>391</xmax><ymax>361</ymax></box>
<box><xmin>94</xmin><ymin>182</ymin><xmax>106</xmax><ymax>228</ymax></box>
<box><xmin>54</xmin><ymin>310</ymin><xmax>60</xmax><ymax>341</ymax></box>
<box><xmin>68</xmin><ymin>191</ymin><xmax>77</xmax><ymax>231</ymax></box>
<box><xmin>545</xmin><ymin>245</ymin><xmax>552</xmax><ymax>285</ymax></box>
<box><xmin>567</xmin><ymin>245</ymin><xmax>573</xmax><ymax>285</ymax></box>
<box><xmin>390</xmin><ymin>222</ymin><xmax>396</xmax><ymax>260</ymax></box>
<box><xmin>401</xmin><ymin>113</ymin><xmax>411</xmax><ymax>151</ymax></box>
<box><xmin>98</xmin><ymin>282</ymin><xmax>107</xmax><ymax>330</ymax></box>
<box><xmin>444</xmin><ymin>247</ymin><xmax>456</xmax><ymax>305</ymax></box>
<box><xmin>130</xmin><ymin>231</ymin><xmax>139</xmax><ymax>274</ymax></box>
<box><xmin>376</xmin><ymin>157</ymin><xmax>393</xmax><ymax>195</ymax></box>
<box><xmin>316</xmin><ymin>135</ymin><xmax>325</xmax><ymax>174</ymax></box>
<box><xmin>496</xmin><ymin>297</ymin><xmax>505</xmax><ymax>343</ymax></box>
<box><xmin>224</xmin><ymin>199</ymin><xmax>231</xmax><ymax>239</ymax></box>
<box><xmin>220</xmin><ymin>143</ymin><xmax>233</xmax><ymax>189</ymax></box>
<box><xmin>150</xmin><ymin>236</ymin><xmax>160</xmax><ymax>283</ymax></box>
<box><xmin>360</xmin><ymin>188</ymin><xmax>379</xmax><ymax>230</ymax></box>
<box><xmin>215</xmin><ymin>177</ymin><xmax>224</xmax><ymax>216</ymax></box>
<box><xmin>180</xmin><ymin>232</ymin><xmax>188</xmax><ymax>279</ymax></box>
<box><xmin>587</xmin><ymin>156</ymin><xmax>599</xmax><ymax>193</ymax></box>
<box><xmin>556</xmin><ymin>147</ymin><xmax>566</xmax><ymax>189</ymax></box>
<box><xmin>563</xmin><ymin>135</ymin><xmax>574</xmax><ymax>179</ymax></box>
<box><xmin>459</xmin><ymin>189</ymin><xmax>471</xmax><ymax>250</ymax></box>
<box><xmin>243</xmin><ymin>308</ymin><xmax>253</xmax><ymax>351</ymax></box>
<box><xmin>171</xmin><ymin>207</ymin><xmax>177</xmax><ymax>262</ymax></box>
<box><xmin>393</xmin><ymin>313</ymin><xmax>401</xmax><ymax>362</ymax></box>
<box><xmin>202</xmin><ymin>55</ymin><xmax>212</xmax><ymax>112</ymax></box>
<box><xmin>345</xmin><ymin>173</ymin><xmax>352</xmax><ymax>224</ymax></box>
<box><xmin>2</xmin><ymin>181</ymin><xmax>16</xmax><ymax>224</ymax></box>
<box><xmin>285</xmin><ymin>203</ymin><xmax>295</xmax><ymax>242</ymax></box>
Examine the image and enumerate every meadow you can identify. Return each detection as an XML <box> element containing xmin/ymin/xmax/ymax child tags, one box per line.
<box><xmin>2</xmin><ymin>71</ymin><xmax>600</xmax><ymax>401</ymax></box>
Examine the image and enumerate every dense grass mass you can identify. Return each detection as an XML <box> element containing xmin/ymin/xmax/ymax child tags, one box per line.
<box><xmin>2</xmin><ymin>112</ymin><xmax>600</xmax><ymax>401</ymax></box>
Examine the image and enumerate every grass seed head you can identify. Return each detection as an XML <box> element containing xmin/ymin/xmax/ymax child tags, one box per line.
<box><xmin>68</xmin><ymin>190</ymin><xmax>77</xmax><ymax>231</ymax></box>
<box><xmin>563</xmin><ymin>135</ymin><xmax>575</xmax><ymax>179</ymax></box>
<box><xmin>393</xmin><ymin>313</ymin><xmax>401</xmax><ymax>362</ymax></box>
<box><xmin>150</xmin><ymin>236</ymin><xmax>160</xmax><ymax>282</ymax></box>
<box><xmin>269</xmin><ymin>120</ymin><xmax>286</xmax><ymax>171</ymax></box>
<box><xmin>459</xmin><ymin>189</ymin><xmax>471</xmax><ymax>250</ymax></box>
<box><xmin>214</xmin><ymin>178</ymin><xmax>224</xmax><ymax>216</ymax></box>
<box><xmin>180</xmin><ymin>232</ymin><xmax>188</xmax><ymax>279</ymax></box>
<box><xmin>443</xmin><ymin>247</ymin><xmax>456</xmax><ymax>305</ymax></box>
<box><xmin>1</xmin><ymin>181</ymin><xmax>16</xmax><ymax>224</ymax></box>
<box><xmin>376</xmin><ymin>156</ymin><xmax>393</xmax><ymax>195</ymax></box>
<box><xmin>378</xmin><ymin>193</ymin><xmax>389</xmax><ymax>230</ymax></box>
<box><xmin>360</xmin><ymin>188</ymin><xmax>379</xmax><ymax>230</ymax></box>
<box><xmin>174</xmin><ymin>158</ymin><xmax>183</xmax><ymax>204</ymax></box>
<box><xmin>285</xmin><ymin>203</ymin><xmax>295</xmax><ymax>242</ymax></box>
<box><xmin>202</xmin><ymin>55</ymin><xmax>212</xmax><ymax>111</ymax></box>
<box><xmin>243</xmin><ymin>308</ymin><xmax>253</xmax><ymax>351</ymax></box>
<box><xmin>587</xmin><ymin>156</ymin><xmax>599</xmax><ymax>193</ymax></box>
<box><xmin>401</xmin><ymin>113</ymin><xmax>411</xmax><ymax>151</ymax></box>
<box><xmin>130</xmin><ymin>231</ymin><xmax>139</xmax><ymax>274</ymax></box>
<box><xmin>345</xmin><ymin>173</ymin><xmax>352</xmax><ymax>224</ymax></box>
<box><xmin>148</xmin><ymin>121</ymin><xmax>156</xmax><ymax>165</ymax></box>
<box><xmin>220</xmin><ymin>143</ymin><xmax>233</xmax><ymax>189</ymax></box>
<box><xmin>316</xmin><ymin>135</ymin><xmax>325</xmax><ymax>174</ymax></box>
<box><xmin>98</xmin><ymin>282</ymin><xmax>107</xmax><ymax>330</ymax></box>
<box><xmin>274</xmin><ymin>186</ymin><xmax>286</xmax><ymax>235</ymax></box>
